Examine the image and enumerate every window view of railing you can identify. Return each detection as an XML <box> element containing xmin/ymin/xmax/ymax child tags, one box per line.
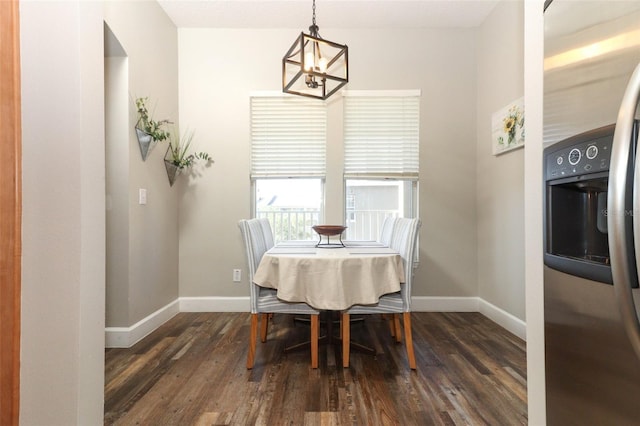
<box><xmin>254</xmin><ymin>178</ymin><xmax>323</xmax><ymax>242</ymax></box>
<box><xmin>345</xmin><ymin>209</ymin><xmax>399</xmax><ymax>241</ymax></box>
<box><xmin>257</xmin><ymin>209</ymin><xmax>320</xmax><ymax>242</ymax></box>
<box><xmin>257</xmin><ymin>209</ymin><xmax>398</xmax><ymax>243</ymax></box>
<box><xmin>344</xmin><ymin>179</ymin><xmax>414</xmax><ymax>241</ymax></box>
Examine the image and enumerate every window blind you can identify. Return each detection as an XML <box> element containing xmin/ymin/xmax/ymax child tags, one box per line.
<box><xmin>344</xmin><ymin>91</ymin><xmax>420</xmax><ymax>178</ymax></box>
<box><xmin>250</xmin><ymin>95</ymin><xmax>326</xmax><ymax>178</ymax></box>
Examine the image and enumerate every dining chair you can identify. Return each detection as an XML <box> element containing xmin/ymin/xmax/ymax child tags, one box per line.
<box><xmin>238</xmin><ymin>218</ymin><xmax>320</xmax><ymax>369</ymax></box>
<box><xmin>341</xmin><ymin>217</ymin><xmax>421</xmax><ymax>369</ymax></box>
<box><xmin>377</xmin><ymin>216</ymin><xmax>398</xmax><ymax>335</ymax></box>
<box><xmin>378</xmin><ymin>216</ymin><xmax>397</xmax><ymax>246</ymax></box>
<box><xmin>258</xmin><ymin>217</ymin><xmax>275</xmax><ymax>249</ymax></box>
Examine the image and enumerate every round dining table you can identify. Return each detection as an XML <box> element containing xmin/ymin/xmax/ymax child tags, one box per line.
<box><xmin>252</xmin><ymin>240</ymin><xmax>405</xmax><ymax>311</ymax></box>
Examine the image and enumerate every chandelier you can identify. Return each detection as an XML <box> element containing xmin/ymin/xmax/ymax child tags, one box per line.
<box><xmin>282</xmin><ymin>0</ymin><xmax>349</xmax><ymax>100</ymax></box>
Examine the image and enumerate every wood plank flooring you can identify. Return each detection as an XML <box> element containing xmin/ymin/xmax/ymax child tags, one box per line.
<box><xmin>105</xmin><ymin>312</ymin><xmax>527</xmax><ymax>425</ymax></box>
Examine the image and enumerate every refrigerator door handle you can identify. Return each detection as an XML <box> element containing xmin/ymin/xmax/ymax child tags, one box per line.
<box><xmin>611</xmin><ymin>61</ymin><xmax>640</xmax><ymax>360</ymax></box>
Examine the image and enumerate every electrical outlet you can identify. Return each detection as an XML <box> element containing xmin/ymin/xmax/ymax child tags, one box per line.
<box><xmin>138</xmin><ymin>188</ymin><xmax>147</xmax><ymax>205</ymax></box>
<box><xmin>233</xmin><ymin>269</ymin><xmax>242</xmax><ymax>282</ymax></box>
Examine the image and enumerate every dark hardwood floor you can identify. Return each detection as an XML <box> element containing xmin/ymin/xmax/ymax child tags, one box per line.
<box><xmin>105</xmin><ymin>312</ymin><xmax>527</xmax><ymax>425</ymax></box>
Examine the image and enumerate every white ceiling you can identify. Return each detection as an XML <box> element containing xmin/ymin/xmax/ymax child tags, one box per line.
<box><xmin>157</xmin><ymin>0</ymin><xmax>500</xmax><ymax>29</ymax></box>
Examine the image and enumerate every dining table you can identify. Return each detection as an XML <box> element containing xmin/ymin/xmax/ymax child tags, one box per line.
<box><xmin>252</xmin><ymin>239</ymin><xmax>406</xmax><ymax>354</ymax></box>
<box><xmin>252</xmin><ymin>240</ymin><xmax>406</xmax><ymax>311</ymax></box>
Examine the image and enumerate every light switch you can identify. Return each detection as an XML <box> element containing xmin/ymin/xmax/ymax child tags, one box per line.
<box><xmin>139</xmin><ymin>188</ymin><xmax>147</xmax><ymax>205</ymax></box>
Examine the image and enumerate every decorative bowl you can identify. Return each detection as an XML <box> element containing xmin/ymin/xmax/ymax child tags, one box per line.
<box><xmin>312</xmin><ymin>225</ymin><xmax>347</xmax><ymax>236</ymax></box>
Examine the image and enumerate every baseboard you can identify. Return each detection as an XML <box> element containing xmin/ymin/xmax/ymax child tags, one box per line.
<box><xmin>411</xmin><ymin>296</ymin><xmax>526</xmax><ymax>340</ymax></box>
<box><xmin>477</xmin><ymin>298</ymin><xmax>526</xmax><ymax>340</ymax></box>
<box><xmin>411</xmin><ymin>296</ymin><xmax>479</xmax><ymax>312</ymax></box>
<box><xmin>179</xmin><ymin>296</ymin><xmax>249</xmax><ymax>312</ymax></box>
<box><xmin>105</xmin><ymin>299</ymin><xmax>180</xmax><ymax>348</ymax></box>
<box><xmin>105</xmin><ymin>296</ymin><xmax>526</xmax><ymax>348</ymax></box>
<box><xmin>186</xmin><ymin>295</ymin><xmax>526</xmax><ymax>340</ymax></box>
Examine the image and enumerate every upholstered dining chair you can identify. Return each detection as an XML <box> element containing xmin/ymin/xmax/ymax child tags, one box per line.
<box><xmin>378</xmin><ymin>216</ymin><xmax>398</xmax><ymax>336</ymax></box>
<box><xmin>258</xmin><ymin>217</ymin><xmax>275</xmax><ymax>249</ymax></box>
<box><xmin>378</xmin><ymin>216</ymin><xmax>397</xmax><ymax>246</ymax></box>
<box><xmin>341</xmin><ymin>217</ymin><xmax>421</xmax><ymax>369</ymax></box>
<box><xmin>238</xmin><ymin>218</ymin><xmax>320</xmax><ymax>369</ymax></box>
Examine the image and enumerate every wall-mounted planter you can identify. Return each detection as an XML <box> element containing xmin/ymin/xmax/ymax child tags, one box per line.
<box><xmin>135</xmin><ymin>125</ymin><xmax>157</xmax><ymax>161</ymax></box>
<box><xmin>164</xmin><ymin>146</ymin><xmax>182</xmax><ymax>186</ymax></box>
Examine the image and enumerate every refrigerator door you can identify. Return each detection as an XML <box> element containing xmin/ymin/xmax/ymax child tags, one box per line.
<box><xmin>545</xmin><ymin>268</ymin><xmax>640</xmax><ymax>424</ymax></box>
<box><xmin>544</xmin><ymin>1</ymin><xmax>640</xmax><ymax>146</ymax></box>
<box><xmin>544</xmin><ymin>1</ymin><xmax>640</xmax><ymax>424</ymax></box>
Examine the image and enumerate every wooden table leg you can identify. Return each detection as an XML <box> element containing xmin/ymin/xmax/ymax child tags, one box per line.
<box><xmin>342</xmin><ymin>313</ymin><xmax>350</xmax><ymax>367</ymax></box>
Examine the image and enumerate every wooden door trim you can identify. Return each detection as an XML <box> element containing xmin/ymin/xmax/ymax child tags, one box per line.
<box><xmin>0</xmin><ymin>0</ymin><xmax>22</xmax><ymax>424</ymax></box>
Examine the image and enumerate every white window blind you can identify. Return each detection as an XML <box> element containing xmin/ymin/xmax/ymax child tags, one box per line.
<box><xmin>250</xmin><ymin>95</ymin><xmax>326</xmax><ymax>178</ymax></box>
<box><xmin>344</xmin><ymin>91</ymin><xmax>420</xmax><ymax>178</ymax></box>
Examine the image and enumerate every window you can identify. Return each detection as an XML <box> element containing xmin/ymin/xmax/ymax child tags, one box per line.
<box><xmin>343</xmin><ymin>91</ymin><xmax>420</xmax><ymax>241</ymax></box>
<box><xmin>250</xmin><ymin>94</ymin><xmax>326</xmax><ymax>242</ymax></box>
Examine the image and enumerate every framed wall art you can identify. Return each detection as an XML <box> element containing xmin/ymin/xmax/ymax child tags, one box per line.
<box><xmin>492</xmin><ymin>97</ymin><xmax>524</xmax><ymax>155</ymax></box>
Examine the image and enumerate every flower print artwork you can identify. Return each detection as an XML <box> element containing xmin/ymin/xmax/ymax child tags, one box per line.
<box><xmin>492</xmin><ymin>97</ymin><xmax>524</xmax><ymax>155</ymax></box>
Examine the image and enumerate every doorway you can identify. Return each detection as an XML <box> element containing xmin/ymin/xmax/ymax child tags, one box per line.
<box><xmin>104</xmin><ymin>23</ymin><xmax>130</xmax><ymax>332</ymax></box>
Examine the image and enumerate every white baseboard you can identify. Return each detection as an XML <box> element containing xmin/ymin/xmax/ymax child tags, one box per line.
<box><xmin>411</xmin><ymin>296</ymin><xmax>526</xmax><ymax>340</ymax></box>
<box><xmin>105</xmin><ymin>296</ymin><xmax>526</xmax><ymax>348</ymax></box>
<box><xmin>178</xmin><ymin>296</ymin><xmax>527</xmax><ymax>340</ymax></box>
<box><xmin>478</xmin><ymin>298</ymin><xmax>526</xmax><ymax>340</ymax></box>
<box><xmin>411</xmin><ymin>296</ymin><xmax>479</xmax><ymax>312</ymax></box>
<box><xmin>105</xmin><ymin>299</ymin><xmax>180</xmax><ymax>348</ymax></box>
<box><xmin>179</xmin><ymin>296</ymin><xmax>248</xmax><ymax>312</ymax></box>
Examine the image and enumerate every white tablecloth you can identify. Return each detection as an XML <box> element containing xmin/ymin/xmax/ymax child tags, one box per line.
<box><xmin>252</xmin><ymin>241</ymin><xmax>405</xmax><ymax>310</ymax></box>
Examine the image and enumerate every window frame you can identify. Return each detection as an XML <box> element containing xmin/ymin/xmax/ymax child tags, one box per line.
<box><xmin>249</xmin><ymin>93</ymin><xmax>327</xmax><ymax>241</ymax></box>
<box><xmin>342</xmin><ymin>90</ymin><xmax>421</xmax><ymax>240</ymax></box>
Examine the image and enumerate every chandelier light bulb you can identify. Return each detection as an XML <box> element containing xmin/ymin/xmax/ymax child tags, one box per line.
<box><xmin>304</xmin><ymin>51</ymin><xmax>314</xmax><ymax>71</ymax></box>
<box><xmin>318</xmin><ymin>57</ymin><xmax>328</xmax><ymax>73</ymax></box>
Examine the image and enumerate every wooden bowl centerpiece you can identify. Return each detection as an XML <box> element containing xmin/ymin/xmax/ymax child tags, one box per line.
<box><xmin>312</xmin><ymin>225</ymin><xmax>347</xmax><ymax>247</ymax></box>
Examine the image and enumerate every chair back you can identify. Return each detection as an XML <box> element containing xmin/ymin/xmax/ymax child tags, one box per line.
<box><xmin>238</xmin><ymin>218</ymin><xmax>269</xmax><ymax>313</ymax></box>
<box><xmin>378</xmin><ymin>216</ymin><xmax>397</xmax><ymax>246</ymax></box>
<box><xmin>258</xmin><ymin>217</ymin><xmax>275</xmax><ymax>249</ymax></box>
<box><xmin>389</xmin><ymin>218</ymin><xmax>421</xmax><ymax>310</ymax></box>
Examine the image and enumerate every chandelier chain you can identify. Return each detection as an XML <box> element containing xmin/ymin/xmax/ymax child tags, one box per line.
<box><xmin>312</xmin><ymin>0</ymin><xmax>316</xmax><ymax>27</ymax></box>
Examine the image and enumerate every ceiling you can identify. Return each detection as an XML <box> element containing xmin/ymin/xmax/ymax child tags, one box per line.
<box><xmin>157</xmin><ymin>0</ymin><xmax>500</xmax><ymax>29</ymax></box>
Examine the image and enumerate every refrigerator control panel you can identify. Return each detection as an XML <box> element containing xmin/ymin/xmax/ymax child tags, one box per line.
<box><xmin>545</xmin><ymin>128</ymin><xmax>613</xmax><ymax>181</ymax></box>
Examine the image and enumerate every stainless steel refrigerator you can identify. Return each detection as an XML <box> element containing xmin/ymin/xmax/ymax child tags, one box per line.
<box><xmin>543</xmin><ymin>1</ymin><xmax>640</xmax><ymax>424</ymax></box>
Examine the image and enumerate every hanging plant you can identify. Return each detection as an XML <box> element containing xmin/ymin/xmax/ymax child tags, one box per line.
<box><xmin>164</xmin><ymin>129</ymin><xmax>212</xmax><ymax>186</ymax></box>
<box><xmin>134</xmin><ymin>97</ymin><xmax>172</xmax><ymax>160</ymax></box>
<box><xmin>135</xmin><ymin>97</ymin><xmax>171</xmax><ymax>141</ymax></box>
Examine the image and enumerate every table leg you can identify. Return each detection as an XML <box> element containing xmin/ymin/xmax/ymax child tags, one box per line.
<box><xmin>342</xmin><ymin>313</ymin><xmax>350</xmax><ymax>367</ymax></box>
<box><xmin>285</xmin><ymin>312</ymin><xmax>374</xmax><ymax>356</ymax></box>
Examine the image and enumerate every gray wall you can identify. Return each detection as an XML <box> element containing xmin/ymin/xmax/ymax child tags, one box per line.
<box><xmin>476</xmin><ymin>1</ymin><xmax>525</xmax><ymax>321</ymax></box>
<box><xmin>20</xmin><ymin>1</ymin><xmax>179</xmax><ymax>423</ymax></box>
<box><xmin>176</xmin><ymin>28</ymin><xmax>480</xmax><ymax>300</ymax></box>
<box><xmin>20</xmin><ymin>2</ymin><xmax>105</xmax><ymax>424</ymax></box>
<box><xmin>103</xmin><ymin>0</ymin><xmax>180</xmax><ymax>328</ymax></box>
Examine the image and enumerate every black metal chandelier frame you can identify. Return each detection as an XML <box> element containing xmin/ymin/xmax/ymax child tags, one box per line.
<box><xmin>282</xmin><ymin>0</ymin><xmax>349</xmax><ymax>100</ymax></box>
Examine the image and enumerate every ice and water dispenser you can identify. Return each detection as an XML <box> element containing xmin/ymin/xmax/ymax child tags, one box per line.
<box><xmin>543</xmin><ymin>124</ymin><xmax>629</xmax><ymax>285</ymax></box>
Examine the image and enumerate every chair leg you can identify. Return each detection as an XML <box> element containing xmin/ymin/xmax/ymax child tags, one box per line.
<box><xmin>260</xmin><ymin>313</ymin><xmax>269</xmax><ymax>342</ymax></box>
<box><xmin>403</xmin><ymin>312</ymin><xmax>417</xmax><ymax>370</ymax></box>
<box><xmin>342</xmin><ymin>313</ymin><xmax>350</xmax><ymax>368</ymax></box>
<box><xmin>311</xmin><ymin>315</ymin><xmax>319</xmax><ymax>369</ymax></box>
<box><xmin>385</xmin><ymin>314</ymin><xmax>395</xmax><ymax>337</ymax></box>
<box><xmin>393</xmin><ymin>314</ymin><xmax>402</xmax><ymax>343</ymax></box>
<box><xmin>247</xmin><ymin>313</ymin><xmax>258</xmax><ymax>369</ymax></box>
